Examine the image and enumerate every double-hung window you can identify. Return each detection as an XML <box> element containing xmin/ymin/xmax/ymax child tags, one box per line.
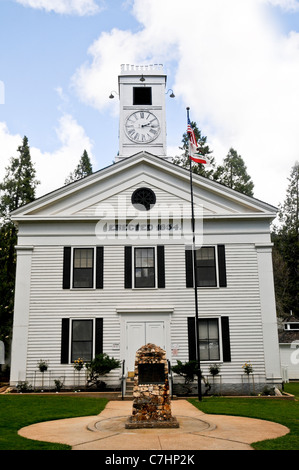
<box><xmin>196</xmin><ymin>247</ymin><xmax>217</xmax><ymax>287</ymax></box>
<box><xmin>198</xmin><ymin>318</ymin><xmax>220</xmax><ymax>361</ymax></box>
<box><xmin>124</xmin><ymin>246</ymin><xmax>165</xmax><ymax>289</ymax></box>
<box><xmin>71</xmin><ymin>319</ymin><xmax>93</xmax><ymax>362</ymax></box>
<box><xmin>188</xmin><ymin>316</ymin><xmax>231</xmax><ymax>363</ymax></box>
<box><xmin>63</xmin><ymin>246</ymin><xmax>104</xmax><ymax>290</ymax></box>
<box><xmin>134</xmin><ymin>247</ymin><xmax>155</xmax><ymax>288</ymax></box>
<box><xmin>185</xmin><ymin>245</ymin><xmax>227</xmax><ymax>288</ymax></box>
<box><xmin>61</xmin><ymin>318</ymin><xmax>103</xmax><ymax>364</ymax></box>
<box><xmin>73</xmin><ymin>248</ymin><xmax>94</xmax><ymax>288</ymax></box>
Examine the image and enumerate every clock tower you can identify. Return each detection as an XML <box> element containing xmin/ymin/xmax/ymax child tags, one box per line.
<box><xmin>114</xmin><ymin>64</ymin><xmax>172</xmax><ymax>162</ymax></box>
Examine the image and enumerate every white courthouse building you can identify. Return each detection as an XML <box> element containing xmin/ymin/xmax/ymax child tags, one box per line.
<box><xmin>10</xmin><ymin>65</ymin><xmax>282</xmax><ymax>394</ymax></box>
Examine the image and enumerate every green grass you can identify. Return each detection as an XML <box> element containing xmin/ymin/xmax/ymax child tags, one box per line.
<box><xmin>0</xmin><ymin>395</ymin><xmax>108</xmax><ymax>450</ymax></box>
<box><xmin>0</xmin><ymin>384</ymin><xmax>298</xmax><ymax>450</ymax></box>
<box><xmin>189</xmin><ymin>382</ymin><xmax>299</xmax><ymax>450</ymax></box>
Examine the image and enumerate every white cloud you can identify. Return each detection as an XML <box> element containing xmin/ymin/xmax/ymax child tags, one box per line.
<box><xmin>262</xmin><ymin>0</ymin><xmax>299</xmax><ymax>11</ymax></box>
<box><xmin>15</xmin><ymin>0</ymin><xmax>104</xmax><ymax>16</ymax></box>
<box><xmin>33</xmin><ymin>114</ymin><xmax>96</xmax><ymax>196</ymax></box>
<box><xmin>71</xmin><ymin>28</ymin><xmax>159</xmax><ymax>114</ymax></box>
<box><xmin>71</xmin><ymin>0</ymin><xmax>299</xmax><ymax>206</ymax></box>
<box><xmin>0</xmin><ymin>115</ymin><xmax>95</xmax><ymax>198</ymax></box>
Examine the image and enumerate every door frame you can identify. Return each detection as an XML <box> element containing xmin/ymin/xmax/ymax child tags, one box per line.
<box><xmin>118</xmin><ymin>309</ymin><xmax>173</xmax><ymax>372</ymax></box>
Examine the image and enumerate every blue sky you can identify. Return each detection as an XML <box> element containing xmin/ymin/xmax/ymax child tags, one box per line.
<box><xmin>1</xmin><ymin>0</ymin><xmax>299</xmax><ymax>208</ymax></box>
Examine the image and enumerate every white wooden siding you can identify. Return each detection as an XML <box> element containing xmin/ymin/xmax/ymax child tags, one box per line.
<box><xmin>24</xmin><ymin>242</ymin><xmax>266</xmax><ymax>387</ymax></box>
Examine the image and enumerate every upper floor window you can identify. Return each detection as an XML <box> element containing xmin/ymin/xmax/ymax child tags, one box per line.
<box><xmin>134</xmin><ymin>247</ymin><xmax>155</xmax><ymax>288</ymax></box>
<box><xmin>63</xmin><ymin>246</ymin><xmax>104</xmax><ymax>290</ymax></box>
<box><xmin>133</xmin><ymin>87</ymin><xmax>152</xmax><ymax>105</ymax></box>
<box><xmin>185</xmin><ymin>245</ymin><xmax>227</xmax><ymax>288</ymax></box>
<box><xmin>73</xmin><ymin>248</ymin><xmax>94</xmax><ymax>288</ymax></box>
<box><xmin>124</xmin><ymin>245</ymin><xmax>165</xmax><ymax>289</ymax></box>
<box><xmin>196</xmin><ymin>247</ymin><xmax>217</xmax><ymax>287</ymax></box>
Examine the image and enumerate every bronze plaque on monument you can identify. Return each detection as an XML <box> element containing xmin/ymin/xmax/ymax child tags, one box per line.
<box><xmin>138</xmin><ymin>363</ymin><xmax>165</xmax><ymax>384</ymax></box>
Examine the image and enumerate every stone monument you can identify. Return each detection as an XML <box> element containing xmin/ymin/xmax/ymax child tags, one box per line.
<box><xmin>125</xmin><ymin>343</ymin><xmax>179</xmax><ymax>428</ymax></box>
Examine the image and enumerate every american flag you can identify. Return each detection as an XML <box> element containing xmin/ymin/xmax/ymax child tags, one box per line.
<box><xmin>187</xmin><ymin>116</ymin><xmax>198</xmax><ymax>148</ymax></box>
<box><xmin>187</xmin><ymin>116</ymin><xmax>208</xmax><ymax>164</ymax></box>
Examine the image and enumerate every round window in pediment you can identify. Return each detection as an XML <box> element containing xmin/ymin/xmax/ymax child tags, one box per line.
<box><xmin>131</xmin><ymin>187</ymin><xmax>156</xmax><ymax>211</ymax></box>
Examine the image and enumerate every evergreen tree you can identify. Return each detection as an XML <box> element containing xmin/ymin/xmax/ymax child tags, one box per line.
<box><xmin>173</xmin><ymin>121</ymin><xmax>217</xmax><ymax>179</ymax></box>
<box><xmin>0</xmin><ymin>136</ymin><xmax>39</xmax><ymax>347</ymax></box>
<box><xmin>0</xmin><ymin>136</ymin><xmax>39</xmax><ymax>219</ymax></box>
<box><xmin>277</xmin><ymin>162</ymin><xmax>299</xmax><ymax>238</ymax></box>
<box><xmin>64</xmin><ymin>150</ymin><xmax>93</xmax><ymax>185</ymax></box>
<box><xmin>214</xmin><ymin>148</ymin><xmax>254</xmax><ymax>196</ymax></box>
<box><xmin>0</xmin><ymin>222</ymin><xmax>17</xmax><ymax>347</ymax></box>
<box><xmin>273</xmin><ymin>162</ymin><xmax>299</xmax><ymax>316</ymax></box>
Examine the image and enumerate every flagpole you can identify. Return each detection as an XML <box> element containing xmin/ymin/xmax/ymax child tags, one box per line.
<box><xmin>186</xmin><ymin>107</ymin><xmax>202</xmax><ymax>401</ymax></box>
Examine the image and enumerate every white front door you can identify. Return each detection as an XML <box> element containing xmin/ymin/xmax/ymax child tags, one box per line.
<box><xmin>126</xmin><ymin>321</ymin><xmax>165</xmax><ymax>371</ymax></box>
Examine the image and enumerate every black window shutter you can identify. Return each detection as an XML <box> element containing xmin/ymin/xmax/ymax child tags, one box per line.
<box><xmin>96</xmin><ymin>247</ymin><xmax>104</xmax><ymax>289</ymax></box>
<box><xmin>221</xmin><ymin>316</ymin><xmax>231</xmax><ymax>362</ymax></box>
<box><xmin>61</xmin><ymin>318</ymin><xmax>70</xmax><ymax>364</ymax></box>
<box><xmin>157</xmin><ymin>245</ymin><xmax>165</xmax><ymax>288</ymax></box>
<box><xmin>217</xmin><ymin>245</ymin><xmax>227</xmax><ymax>287</ymax></box>
<box><xmin>185</xmin><ymin>248</ymin><xmax>194</xmax><ymax>288</ymax></box>
<box><xmin>124</xmin><ymin>246</ymin><xmax>132</xmax><ymax>289</ymax></box>
<box><xmin>187</xmin><ymin>317</ymin><xmax>196</xmax><ymax>361</ymax></box>
<box><xmin>63</xmin><ymin>247</ymin><xmax>71</xmax><ymax>289</ymax></box>
<box><xmin>95</xmin><ymin>318</ymin><xmax>103</xmax><ymax>356</ymax></box>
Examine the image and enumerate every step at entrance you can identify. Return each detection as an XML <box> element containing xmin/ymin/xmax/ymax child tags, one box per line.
<box><xmin>125</xmin><ymin>377</ymin><xmax>134</xmax><ymax>396</ymax></box>
<box><xmin>118</xmin><ymin>376</ymin><xmax>135</xmax><ymax>400</ymax></box>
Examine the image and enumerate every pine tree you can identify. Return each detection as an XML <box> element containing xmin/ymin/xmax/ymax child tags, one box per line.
<box><xmin>0</xmin><ymin>136</ymin><xmax>39</xmax><ymax>219</ymax></box>
<box><xmin>64</xmin><ymin>150</ymin><xmax>93</xmax><ymax>185</ymax></box>
<box><xmin>273</xmin><ymin>162</ymin><xmax>299</xmax><ymax>316</ymax></box>
<box><xmin>173</xmin><ymin>121</ymin><xmax>217</xmax><ymax>179</ymax></box>
<box><xmin>278</xmin><ymin>162</ymin><xmax>299</xmax><ymax>238</ymax></box>
<box><xmin>0</xmin><ymin>222</ymin><xmax>17</xmax><ymax>346</ymax></box>
<box><xmin>0</xmin><ymin>136</ymin><xmax>39</xmax><ymax>347</ymax></box>
<box><xmin>214</xmin><ymin>148</ymin><xmax>254</xmax><ymax>196</ymax></box>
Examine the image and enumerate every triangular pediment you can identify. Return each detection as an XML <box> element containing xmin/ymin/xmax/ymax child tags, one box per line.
<box><xmin>11</xmin><ymin>152</ymin><xmax>277</xmax><ymax>221</ymax></box>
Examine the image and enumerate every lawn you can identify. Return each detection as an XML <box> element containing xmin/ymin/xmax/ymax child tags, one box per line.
<box><xmin>0</xmin><ymin>395</ymin><xmax>108</xmax><ymax>450</ymax></box>
<box><xmin>0</xmin><ymin>384</ymin><xmax>298</xmax><ymax>450</ymax></box>
<box><xmin>189</xmin><ymin>382</ymin><xmax>299</xmax><ymax>450</ymax></box>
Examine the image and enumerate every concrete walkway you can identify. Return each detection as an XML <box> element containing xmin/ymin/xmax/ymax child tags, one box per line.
<box><xmin>18</xmin><ymin>400</ymin><xmax>289</xmax><ymax>451</ymax></box>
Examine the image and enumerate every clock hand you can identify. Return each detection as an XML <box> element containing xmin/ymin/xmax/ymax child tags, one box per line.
<box><xmin>142</xmin><ymin>123</ymin><xmax>158</xmax><ymax>128</ymax></box>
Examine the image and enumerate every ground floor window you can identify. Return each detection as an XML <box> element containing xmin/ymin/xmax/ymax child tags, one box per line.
<box><xmin>188</xmin><ymin>316</ymin><xmax>231</xmax><ymax>363</ymax></box>
<box><xmin>71</xmin><ymin>319</ymin><xmax>93</xmax><ymax>362</ymax></box>
<box><xmin>61</xmin><ymin>318</ymin><xmax>103</xmax><ymax>365</ymax></box>
<box><xmin>198</xmin><ymin>318</ymin><xmax>220</xmax><ymax>361</ymax></box>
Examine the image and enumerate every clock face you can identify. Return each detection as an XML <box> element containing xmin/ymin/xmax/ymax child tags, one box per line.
<box><xmin>125</xmin><ymin>111</ymin><xmax>160</xmax><ymax>143</ymax></box>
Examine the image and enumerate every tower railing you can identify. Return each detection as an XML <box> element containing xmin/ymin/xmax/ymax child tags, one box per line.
<box><xmin>121</xmin><ymin>64</ymin><xmax>164</xmax><ymax>73</ymax></box>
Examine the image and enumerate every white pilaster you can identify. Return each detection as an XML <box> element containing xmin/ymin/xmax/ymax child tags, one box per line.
<box><xmin>256</xmin><ymin>243</ymin><xmax>282</xmax><ymax>383</ymax></box>
<box><xmin>10</xmin><ymin>246</ymin><xmax>33</xmax><ymax>385</ymax></box>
